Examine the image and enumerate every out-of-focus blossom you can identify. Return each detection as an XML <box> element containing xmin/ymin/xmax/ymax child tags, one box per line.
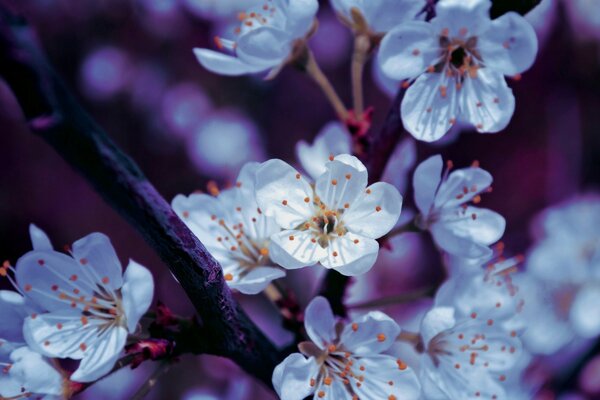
<box><xmin>564</xmin><ymin>0</ymin><xmax>600</xmax><ymax>41</ymax></box>
<box><xmin>194</xmin><ymin>0</ymin><xmax>319</xmax><ymax>76</ymax></box>
<box><xmin>172</xmin><ymin>163</ymin><xmax>285</xmax><ymax>294</ymax></box>
<box><xmin>378</xmin><ymin>0</ymin><xmax>538</xmax><ymax>142</ymax></box>
<box><xmin>161</xmin><ymin>83</ymin><xmax>213</xmax><ymax>138</ymax></box>
<box><xmin>181</xmin><ymin>0</ymin><xmax>263</xmax><ymax>21</ymax></box>
<box><xmin>525</xmin><ymin>0</ymin><xmax>558</xmax><ymax>45</ymax></box>
<box><xmin>80</xmin><ymin>46</ymin><xmax>133</xmax><ymax>100</ymax></box>
<box><xmin>10</xmin><ymin>225</ymin><xmax>154</xmax><ymax>383</ymax></box>
<box><xmin>295</xmin><ymin>122</ymin><xmax>352</xmax><ymax>181</ymax></box>
<box><xmin>381</xmin><ymin>138</ymin><xmax>416</xmax><ymax>195</ymax></box>
<box><xmin>331</xmin><ymin>0</ymin><xmax>424</xmax><ymax>34</ymax></box>
<box><xmin>256</xmin><ymin>155</ymin><xmax>402</xmax><ymax>276</ymax></box>
<box><xmin>418</xmin><ymin>306</ymin><xmax>523</xmax><ymax>400</ymax></box>
<box><xmin>273</xmin><ymin>296</ymin><xmax>421</xmax><ymax>400</ymax></box>
<box><xmin>185</xmin><ymin>109</ymin><xmax>265</xmax><ymax>178</ymax></box>
<box><xmin>413</xmin><ymin>155</ymin><xmax>505</xmax><ymax>259</ymax></box>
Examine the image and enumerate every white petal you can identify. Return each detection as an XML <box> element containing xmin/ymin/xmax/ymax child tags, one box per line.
<box><xmin>70</xmin><ymin>326</ymin><xmax>128</xmax><ymax>382</ymax></box>
<box><xmin>350</xmin><ymin>355</ymin><xmax>421</xmax><ymax>400</ymax></box>
<box><xmin>340</xmin><ymin>311</ymin><xmax>400</xmax><ymax>355</ymax></box>
<box><xmin>343</xmin><ymin>182</ymin><xmax>403</xmax><ymax>239</ymax></box>
<box><xmin>0</xmin><ymin>291</ymin><xmax>29</xmax><ymax>343</ymax></box>
<box><xmin>413</xmin><ymin>154</ymin><xmax>443</xmax><ymax>215</ymax></box>
<box><xmin>269</xmin><ymin>230</ymin><xmax>328</xmax><ymax>269</ymax></box>
<box><xmin>378</xmin><ymin>21</ymin><xmax>438</xmax><ymax>81</ymax></box>
<box><xmin>71</xmin><ymin>232</ymin><xmax>124</xmax><ymax>291</ymax></box>
<box><xmin>273</xmin><ymin>353</ymin><xmax>318</xmax><ymax>400</ymax></box>
<box><xmin>333</xmin><ymin>154</ymin><xmax>367</xmax><ymax>172</ymax></box>
<box><xmin>255</xmin><ymin>159</ymin><xmax>314</xmax><ymax>229</ymax></box>
<box><xmin>381</xmin><ymin>138</ymin><xmax>417</xmax><ymax>194</ymax></box>
<box><xmin>8</xmin><ymin>347</ymin><xmax>62</xmax><ymax>396</ymax></box>
<box><xmin>236</xmin><ymin>27</ymin><xmax>291</xmax><ymax>67</ymax></box>
<box><xmin>479</xmin><ymin>12</ymin><xmax>538</xmax><ymax>76</ymax></box>
<box><xmin>226</xmin><ymin>266</ymin><xmax>286</xmax><ymax>295</ymax></box>
<box><xmin>459</xmin><ymin>68</ymin><xmax>516</xmax><ymax>134</ymax></box>
<box><xmin>304</xmin><ymin>296</ymin><xmax>336</xmax><ymax>349</ymax></box>
<box><xmin>420</xmin><ymin>306</ymin><xmax>456</xmax><ymax>345</ymax></box>
<box><xmin>296</xmin><ymin>122</ymin><xmax>352</xmax><ymax>181</ymax></box>
<box><xmin>121</xmin><ymin>260</ymin><xmax>154</xmax><ymax>333</ymax></box>
<box><xmin>434</xmin><ymin>166</ymin><xmax>493</xmax><ymax>210</ymax></box>
<box><xmin>29</xmin><ymin>224</ymin><xmax>53</xmax><ymax>251</ymax></box>
<box><xmin>362</xmin><ymin>0</ymin><xmax>424</xmax><ymax>32</ymax></box>
<box><xmin>401</xmin><ymin>72</ymin><xmax>460</xmax><ymax>142</ymax></box>
<box><xmin>433</xmin><ymin>0</ymin><xmax>492</xmax><ymax>37</ymax></box>
<box><xmin>284</xmin><ymin>0</ymin><xmax>319</xmax><ymax>38</ymax></box>
<box><xmin>315</xmin><ymin>159</ymin><xmax>368</xmax><ymax>211</ymax></box>
<box><xmin>570</xmin><ymin>285</ymin><xmax>600</xmax><ymax>338</ymax></box>
<box><xmin>193</xmin><ymin>48</ymin><xmax>268</xmax><ymax>76</ymax></box>
<box><xmin>320</xmin><ymin>234</ymin><xmax>379</xmax><ymax>276</ymax></box>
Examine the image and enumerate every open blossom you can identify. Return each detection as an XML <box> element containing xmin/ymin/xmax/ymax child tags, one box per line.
<box><xmin>172</xmin><ymin>162</ymin><xmax>285</xmax><ymax>295</ymax></box>
<box><xmin>378</xmin><ymin>0</ymin><xmax>538</xmax><ymax>142</ymax></box>
<box><xmin>331</xmin><ymin>0</ymin><xmax>424</xmax><ymax>33</ymax></box>
<box><xmin>413</xmin><ymin>154</ymin><xmax>505</xmax><ymax>259</ymax></box>
<box><xmin>417</xmin><ymin>306</ymin><xmax>522</xmax><ymax>400</ymax></box>
<box><xmin>6</xmin><ymin>225</ymin><xmax>154</xmax><ymax>383</ymax></box>
<box><xmin>273</xmin><ymin>296</ymin><xmax>420</xmax><ymax>400</ymax></box>
<box><xmin>194</xmin><ymin>0</ymin><xmax>318</xmax><ymax>76</ymax></box>
<box><xmin>255</xmin><ymin>155</ymin><xmax>402</xmax><ymax>276</ymax></box>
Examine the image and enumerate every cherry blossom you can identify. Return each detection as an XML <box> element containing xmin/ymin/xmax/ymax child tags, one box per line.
<box><xmin>413</xmin><ymin>155</ymin><xmax>505</xmax><ymax>259</ymax></box>
<box><xmin>7</xmin><ymin>225</ymin><xmax>154</xmax><ymax>383</ymax></box>
<box><xmin>331</xmin><ymin>0</ymin><xmax>425</xmax><ymax>33</ymax></box>
<box><xmin>418</xmin><ymin>306</ymin><xmax>522</xmax><ymax>400</ymax></box>
<box><xmin>273</xmin><ymin>296</ymin><xmax>421</xmax><ymax>400</ymax></box>
<box><xmin>378</xmin><ymin>0</ymin><xmax>538</xmax><ymax>141</ymax></box>
<box><xmin>194</xmin><ymin>0</ymin><xmax>319</xmax><ymax>76</ymax></box>
<box><xmin>172</xmin><ymin>162</ymin><xmax>285</xmax><ymax>294</ymax></box>
<box><xmin>255</xmin><ymin>155</ymin><xmax>402</xmax><ymax>276</ymax></box>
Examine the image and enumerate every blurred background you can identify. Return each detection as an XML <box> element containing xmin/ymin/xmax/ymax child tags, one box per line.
<box><xmin>1</xmin><ymin>0</ymin><xmax>600</xmax><ymax>398</ymax></box>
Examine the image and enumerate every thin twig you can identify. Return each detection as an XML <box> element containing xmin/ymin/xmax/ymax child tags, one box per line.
<box><xmin>304</xmin><ymin>48</ymin><xmax>349</xmax><ymax>121</ymax></box>
<box><xmin>130</xmin><ymin>362</ymin><xmax>173</xmax><ymax>400</ymax></box>
<box><xmin>351</xmin><ymin>34</ymin><xmax>370</xmax><ymax>118</ymax></box>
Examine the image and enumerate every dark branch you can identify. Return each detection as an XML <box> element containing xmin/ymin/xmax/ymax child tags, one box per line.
<box><xmin>0</xmin><ymin>5</ymin><xmax>280</xmax><ymax>386</ymax></box>
<box><xmin>318</xmin><ymin>0</ymin><xmax>543</xmax><ymax>316</ymax></box>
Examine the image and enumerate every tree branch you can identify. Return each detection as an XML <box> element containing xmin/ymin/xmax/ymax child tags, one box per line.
<box><xmin>0</xmin><ymin>5</ymin><xmax>280</xmax><ymax>387</ymax></box>
<box><xmin>318</xmin><ymin>0</ymin><xmax>543</xmax><ymax>316</ymax></box>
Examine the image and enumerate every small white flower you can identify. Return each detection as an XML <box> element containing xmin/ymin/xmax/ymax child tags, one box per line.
<box><xmin>296</xmin><ymin>122</ymin><xmax>352</xmax><ymax>181</ymax></box>
<box><xmin>378</xmin><ymin>0</ymin><xmax>538</xmax><ymax>141</ymax></box>
<box><xmin>418</xmin><ymin>306</ymin><xmax>522</xmax><ymax>400</ymax></box>
<box><xmin>256</xmin><ymin>155</ymin><xmax>402</xmax><ymax>276</ymax></box>
<box><xmin>331</xmin><ymin>0</ymin><xmax>425</xmax><ymax>33</ymax></box>
<box><xmin>194</xmin><ymin>0</ymin><xmax>319</xmax><ymax>76</ymax></box>
<box><xmin>413</xmin><ymin>155</ymin><xmax>505</xmax><ymax>259</ymax></box>
<box><xmin>172</xmin><ymin>162</ymin><xmax>285</xmax><ymax>295</ymax></box>
<box><xmin>11</xmin><ymin>225</ymin><xmax>154</xmax><ymax>383</ymax></box>
<box><xmin>273</xmin><ymin>296</ymin><xmax>421</xmax><ymax>400</ymax></box>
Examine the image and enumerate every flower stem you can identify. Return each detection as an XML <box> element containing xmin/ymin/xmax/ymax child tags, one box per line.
<box><xmin>304</xmin><ymin>49</ymin><xmax>349</xmax><ymax>121</ymax></box>
<box><xmin>351</xmin><ymin>34</ymin><xmax>370</xmax><ymax>118</ymax></box>
<box><xmin>130</xmin><ymin>361</ymin><xmax>172</xmax><ymax>400</ymax></box>
<box><xmin>347</xmin><ymin>287</ymin><xmax>434</xmax><ymax>310</ymax></box>
<box><xmin>264</xmin><ymin>281</ymin><xmax>303</xmax><ymax>333</ymax></box>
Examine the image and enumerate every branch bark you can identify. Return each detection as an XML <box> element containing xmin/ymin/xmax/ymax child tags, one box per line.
<box><xmin>0</xmin><ymin>5</ymin><xmax>280</xmax><ymax>387</ymax></box>
<box><xmin>318</xmin><ymin>0</ymin><xmax>543</xmax><ymax>316</ymax></box>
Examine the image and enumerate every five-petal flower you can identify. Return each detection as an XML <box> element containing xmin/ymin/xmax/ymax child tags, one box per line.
<box><xmin>378</xmin><ymin>0</ymin><xmax>538</xmax><ymax>141</ymax></box>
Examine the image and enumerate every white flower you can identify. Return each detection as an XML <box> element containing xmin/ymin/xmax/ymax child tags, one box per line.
<box><xmin>172</xmin><ymin>162</ymin><xmax>285</xmax><ymax>295</ymax></box>
<box><xmin>12</xmin><ymin>225</ymin><xmax>154</xmax><ymax>383</ymax></box>
<box><xmin>255</xmin><ymin>155</ymin><xmax>402</xmax><ymax>276</ymax></box>
<box><xmin>273</xmin><ymin>296</ymin><xmax>421</xmax><ymax>400</ymax></box>
<box><xmin>194</xmin><ymin>0</ymin><xmax>319</xmax><ymax>76</ymax></box>
<box><xmin>413</xmin><ymin>155</ymin><xmax>505</xmax><ymax>259</ymax></box>
<box><xmin>378</xmin><ymin>0</ymin><xmax>538</xmax><ymax>142</ymax></box>
<box><xmin>296</xmin><ymin>122</ymin><xmax>352</xmax><ymax>181</ymax></box>
<box><xmin>331</xmin><ymin>0</ymin><xmax>425</xmax><ymax>33</ymax></box>
<box><xmin>418</xmin><ymin>306</ymin><xmax>522</xmax><ymax>400</ymax></box>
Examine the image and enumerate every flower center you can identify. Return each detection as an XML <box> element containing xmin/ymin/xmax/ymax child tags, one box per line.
<box><xmin>213</xmin><ymin>217</ymin><xmax>270</xmax><ymax>274</ymax></box>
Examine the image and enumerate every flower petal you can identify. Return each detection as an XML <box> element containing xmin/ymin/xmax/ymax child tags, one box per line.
<box><xmin>236</xmin><ymin>26</ymin><xmax>291</xmax><ymax>67</ymax></box>
<box><xmin>29</xmin><ymin>224</ymin><xmax>53</xmax><ymax>251</ymax></box>
<box><xmin>70</xmin><ymin>326</ymin><xmax>128</xmax><ymax>383</ymax></box>
<box><xmin>570</xmin><ymin>284</ymin><xmax>600</xmax><ymax>338</ymax></box>
<box><xmin>304</xmin><ymin>296</ymin><xmax>336</xmax><ymax>349</ymax></box>
<box><xmin>433</xmin><ymin>0</ymin><xmax>492</xmax><ymax>37</ymax></box>
<box><xmin>413</xmin><ymin>154</ymin><xmax>443</xmax><ymax>215</ymax></box>
<box><xmin>296</xmin><ymin>122</ymin><xmax>352</xmax><ymax>181</ymax></box>
<box><xmin>378</xmin><ymin>21</ymin><xmax>438</xmax><ymax>81</ymax></box>
<box><xmin>121</xmin><ymin>260</ymin><xmax>154</xmax><ymax>333</ymax></box>
<box><xmin>340</xmin><ymin>311</ymin><xmax>400</xmax><ymax>355</ymax></box>
<box><xmin>269</xmin><ymin>230</ymin><xmax>328</xmax><ymax>270</ymax></box>
<box><xmin>420</xmin><ymin>306</ymin><xmax>456</xmax><ymax>345</ymax></box>
<box><xmin>71</xmin><ymin>232</ymin><xmax>124</xmax><ymax>291</ymax></box>
<box><xmin>401</xmin><ymin>72</ymin><xmax>460</xmax><ymax>142</ymax></box>
<box><xmin>343</xmin><ymin>182</ymin><xmax>403</xmax><ymax>239</ymax></box>
<box><xmin>321</xmin><ymin>233</ymin><xmax>379</xmax><ymax>276</ymax></box>
<box><xmin>459</xmin><ymin>68</ymin><xmax>516</xmax><ymax>134</ymax></box>
<box><xmin>434</xmin><ymin>166</ymin><xmax>493</xmax><ymax>210</ymax></box>
<box><xmin>479</xmin><ymin>12</ymin><xmax>538</xmax><ymax>76</ymax></box>
<box><xmin>226</xmin><ymin>266</ymin><xmax>286</xmax><ymax>295</ymax></box>
<box><xmin>362</xmin><ymin>0</ymin><xmax>424</xmax><ymax>32</ymax></box>
<box><xmin>315</xmin><ymin>158</ymin><xmax>368</xmax><ymax>211</ymax></box>
<box><xmin>255</xmin><ymin>159</ymin><xmax>314</xmax><ymax>229</ymax></box>
<box><xmin>0</xmin><ymin>291</ymin><xmax>29</xmax><ymax>343</ymax></box>
<box><xmin>193</xmin><ymin>48</ymin><xmax>268</xmax><ymax>76</ymax></box>
<box><xmin>272</xmin><ymin>354</ymin><xmax>318</xmax><ymax>400</ymax></box>
<box><xmin>350</xmin><ymin>355</ymin><xmax>421</xmax><ymax>400</ymax></box>
<box><xmin>8</xmin><ymin>347</ymin><xmax>62</xmax><ymax>396</ymax></box>
<box><xmin>381</xmin><ymin>138</ymin><xmax>417</xmax><ymax>194</ymax></box>
<box><xmin>285</xmin><ymin>0</ymin><xmax>319</xmax><ymax>38</ymax></box>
